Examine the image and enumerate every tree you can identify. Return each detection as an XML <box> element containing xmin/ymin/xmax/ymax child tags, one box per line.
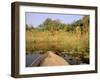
<box><xmin>82</xmin><ymin>16</ymin><xmax>89</xmax><ymax>33</ymax></box>
<box><xmin>26</xmin><ymin>24</ymin><xmax>34</xmax><ymax>31</ymax></box>
<box><xmin>37</xmin><ymin>15</ymin><xmax>89</xmax><ymax>33</ymax></box>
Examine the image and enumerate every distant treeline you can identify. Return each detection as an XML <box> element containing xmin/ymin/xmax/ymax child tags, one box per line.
<box><xmin>26</xmin><ymin>15</ymin><xmax>89</xmax><ymax>33</ymax></box>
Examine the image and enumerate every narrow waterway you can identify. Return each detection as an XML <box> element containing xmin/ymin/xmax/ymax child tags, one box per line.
<box><xmin>26</xmin><ymin>51</ymin><xmax>87</xmax><ymax>67</ymax></box>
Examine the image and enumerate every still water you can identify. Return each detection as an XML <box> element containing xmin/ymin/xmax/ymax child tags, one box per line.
<box><xmin>26</xmin><ymin>51</ymin><xmax>86</xmax><ymax>67</ymax></box>
<box><xmin>26</xmin><ymin>51</ymin><xmax>41</xmax><ymax>67</ymax></box>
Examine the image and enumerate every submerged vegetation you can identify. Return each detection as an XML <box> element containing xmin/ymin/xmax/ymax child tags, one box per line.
<box><xmin>26</xmin><ymin>15</ymin><xmax>89</xmax><ymax>64</ymax></box>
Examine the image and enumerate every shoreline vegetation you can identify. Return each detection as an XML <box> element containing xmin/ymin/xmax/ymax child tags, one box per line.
<box><xmin>26</xmin><ymin>15</ymin><xmax>90</xmax><ymax>66</ymax></box>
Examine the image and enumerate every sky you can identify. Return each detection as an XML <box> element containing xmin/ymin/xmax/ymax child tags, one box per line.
<box><xmin>26</xmin><ymin>12</ymin><xmax>84</xmax><ymax>27</ymax></box>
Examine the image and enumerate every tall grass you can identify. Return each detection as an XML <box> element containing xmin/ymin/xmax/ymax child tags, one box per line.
<box><xmin>26</xmin><ymin>29</ymin><xmax>89</xmax><ymax>57</ymax></box>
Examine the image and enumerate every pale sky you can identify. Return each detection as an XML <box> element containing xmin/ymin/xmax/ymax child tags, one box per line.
<box><xmin>26</xmin><ymin>12</ymin><xmax>84</xmax><ymax>27</ymax></box>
